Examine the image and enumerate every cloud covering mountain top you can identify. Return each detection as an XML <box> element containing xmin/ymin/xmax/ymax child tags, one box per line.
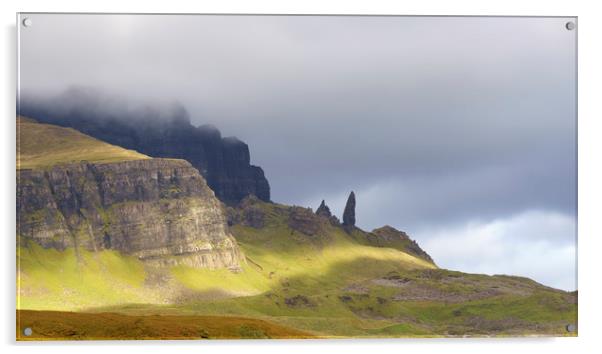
<box><xmin>18</xmin><ymin>14</ymin><xmax>576</xmax><ymax>289</ymax></box>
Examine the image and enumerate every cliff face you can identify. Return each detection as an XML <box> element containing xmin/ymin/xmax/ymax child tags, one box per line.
<box><xmin>21</xmin><ymin>104</ymin><xmax>271</xmax><ymax>205</ymax></box>
<box><xmin>17</xmin><ymin>158</ymin><xmax>243</xmax><ymax>270</ymax></box>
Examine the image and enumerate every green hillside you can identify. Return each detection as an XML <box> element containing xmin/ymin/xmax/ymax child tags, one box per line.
<box><xmin>18</xmin><ymin>199</ymin><xmax>577</xmax><ymax>337</ymax></box>
<box><xmin>158</xmin><ymin>200</ymin><xmax>577</xmax><ymax>337</ymax></box>
<box><xmin>17</xmin><ymin>116</ymin><xmax>149</xmax><ymax>169</ymax></box>
<box><xmin>17</xmin><ymin>200</ymin><xmax>434</xmax><ymax>310</ymax></box>
<box><xmin>16</xmin><ymin>119</ymin><xmax>577</xmax><ymax>338</ymax></box>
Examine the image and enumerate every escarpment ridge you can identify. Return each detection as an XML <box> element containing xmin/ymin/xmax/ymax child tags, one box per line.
<box><xmin>17</xmin><ymin>118</ymin><xmax>242</xmax><ymax>270</ymax></box>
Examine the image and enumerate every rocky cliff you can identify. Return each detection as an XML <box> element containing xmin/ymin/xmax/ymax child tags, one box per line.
<box><xmin>17</xmin><ymin>158</ymin><xmax>243</xmax><ymax>270</ymax></box>
<box><xmin>314</xmin><ymin>200</ymin><xmax>341</xmax><ymax>226</ymax></box>
<box><xmin>370</xmin><ymin>226</ymin><xmax>434</xmax><ymax>264</ymax></box>
<box><xmin>20</xmin><ymin>98</ymin><xmax>271</xmax><ymax>205</ymax></box>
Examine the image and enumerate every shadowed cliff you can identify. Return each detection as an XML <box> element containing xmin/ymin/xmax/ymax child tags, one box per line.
<box><xmin>19</xmin><ymin>89</ymin><xmax>271</xmax><ymax>205</ymax></box>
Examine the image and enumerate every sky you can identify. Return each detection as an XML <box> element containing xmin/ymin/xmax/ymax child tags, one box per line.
<box><xmin>18</xmin><ymin>14</ymin><xmax>577</xmax><ymax>290</ymax></box>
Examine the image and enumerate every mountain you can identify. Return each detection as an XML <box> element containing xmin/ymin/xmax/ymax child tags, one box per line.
<box><xmin>19</xmin><ymin>100</ymin><xmax>271</xmax><ymax>205</ymax></box>
<box><xmin>16</xmin><ymin>118</ymin><xmax>576</xmax><ymax>339</ymax></box>
<box><xmin>17</xmin><ymin>117</ymin><xmax>242</xmax><ymax>271</ymax></box>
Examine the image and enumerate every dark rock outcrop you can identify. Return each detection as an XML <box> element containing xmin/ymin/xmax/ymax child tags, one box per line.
<box><xmin>370</xmin><ymin>226</ymin><xmax>434</xmax><ymax>264</ymax></box>
<box><xmin>315</xmin><ymin>200</ymin><xmax>341</xmax><ymax>226</ymax></box>
<box><xmin>288</xmin><ymin>207</ymin><xmax>324</xmax><ymax>236</ymax></box>
<box><xmin>284</xmin><ymin>295</ymin><xmax>315</xmax><ymax>308</ymax></box>
<box><xmin>227</xmin><ymin>195</ymin><xmax>266</xmax><ymax>228</ymax></box>
<box><xmin>20</xmin><ymin>99</ymin><xmax>270</xmax><ymax>205</ymax></box>
<box><xmin>228</xmin><ymin>197</ymin><xmax>330</xmax><ymax>238</ymax></box>
<box><xmin>315</xmin><ymin>200</ymin><xmax>332</xmax><ymax>218</ymax></box>
<box><xmin>342</xmin><ymin>191</ymin><xmax>356</xmax><ymax>231</ymax></box>
<box><xmin>17</xmin><ymin>158</ymin><xmax>243</xmax><ymax>269</ymax></box>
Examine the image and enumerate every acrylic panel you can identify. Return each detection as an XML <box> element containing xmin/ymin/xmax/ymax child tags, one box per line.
<box><xmin>16</xmin><ymin>14</ymin><xmax>577</xmax><ymax>340</ymax></box>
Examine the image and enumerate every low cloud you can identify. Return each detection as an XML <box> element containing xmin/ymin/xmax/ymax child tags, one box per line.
<box><xmin>417</xmin><ymin>210</ymin><xmax>576</xmax><ymax>290</ymax></box>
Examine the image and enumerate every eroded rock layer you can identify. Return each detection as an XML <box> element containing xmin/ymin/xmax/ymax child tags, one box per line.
<box><xmin>17</xmin><ymin>158</ymin><xmax>242</xmax><ymax>270</ymax></box>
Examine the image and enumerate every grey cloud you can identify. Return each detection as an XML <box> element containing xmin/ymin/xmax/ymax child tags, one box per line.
<box><xmin>18</xmin><ymin>14</ymin><xmax>577</xmax><ymax>289</ymax></box>
<box><xmin>298</xmin><ymin>152</ymin><xmax>576</xmax><ymax>233</ymax></box>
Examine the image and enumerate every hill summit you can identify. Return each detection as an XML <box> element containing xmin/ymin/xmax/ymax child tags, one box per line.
<box><xmin>20</xmin><ymin>94</ymin><xmax>271</xmax><ymax>205</ymax></box>
<box><xmin>17</xmin><ymin>116</ymin><xmax>149</xmax><ymax>169</ymax></box>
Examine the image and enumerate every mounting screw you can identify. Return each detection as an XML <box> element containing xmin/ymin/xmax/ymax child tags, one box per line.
<box><xmin>566</xmin><ymin>323</ymin><xmax>576</xmax><ymax>332</ymax></box>
<box><xmin>565</xmin><ymin>21</ymin><xmax>575</xmax><ymax>31</ymax></box>
<box><xmin>22</xmin><ymin>17</ymin><xmax>32</xmax><ymax>27</ymax></box>
<box><xmin>23</xmin><ymin>327</ymin><xmax>32</xmax><ymax>336</ymax></box>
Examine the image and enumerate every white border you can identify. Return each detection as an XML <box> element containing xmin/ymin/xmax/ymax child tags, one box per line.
<box><xmin>2</xmin><ymin>1</ymin><xmax>601</xmax><ymax>353</ymax></box>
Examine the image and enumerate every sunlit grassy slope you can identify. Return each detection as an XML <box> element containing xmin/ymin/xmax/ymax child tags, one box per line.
<box><xmin>161</xmin><ymin>202</ymin><xmax>577</xmax><ymax>337</ymax></box>
<box><xmin>172</xmin><ymin>202</ymin><xmax>434</xmax><ymax>297</ymax></box>
<box><xmin>18</xmin><ymin>201</ymin><xmax>433</xmax><ymax>310</ymax></box>
<box><xmin>17</xmin><ymin>116</ymin><xmax>149</xmax><ymax>169</ymax></box>
<box><xmin>18</xmin><ymin>200</ymin><xmax>577</xmax><ymax>337</ymax></box>
<box><xmin>17</xmin><ymin>243</ymin><xmax>156</xmax><ymax>310</ymax></box>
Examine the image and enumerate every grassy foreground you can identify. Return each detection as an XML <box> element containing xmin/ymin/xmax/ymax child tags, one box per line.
<box><xmin>17</xmin><ymin>310</ymin><xmax>314</xmax><ymax>340</ymax></box>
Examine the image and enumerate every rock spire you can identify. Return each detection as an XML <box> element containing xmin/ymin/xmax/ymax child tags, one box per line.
<box><xmin>342</xmin><ymin>191</ymin><xmax>356</xmax><ymax>231</ymax></box>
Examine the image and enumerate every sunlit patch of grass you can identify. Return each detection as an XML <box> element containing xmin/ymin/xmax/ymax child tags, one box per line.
<box><xmin>17</xmin><ymin>116</ymin><xmax>149</xmax><ymax>169</ymax></box>
<box><xmin>171</xmin><ymin>263</ymin><xmax>272</xmax><ymax>296</ymax></box>
<box><xmin>17</xmin><ymin>243</ymin><xmax>153</xmax><ymax>311</ymax></box>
